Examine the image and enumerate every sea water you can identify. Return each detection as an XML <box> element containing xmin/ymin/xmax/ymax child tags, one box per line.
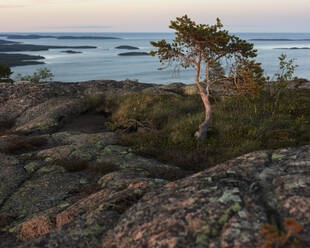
<box><xmin>2</xmin><ymin>32</ymin><xmax>310</xmax><ymax>84</ymax></box>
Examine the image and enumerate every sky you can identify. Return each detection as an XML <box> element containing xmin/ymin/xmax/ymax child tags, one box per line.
<box><xmin>0</xmin><ymin>0</ymin><xmax>309</xmax><ymax>32</ymax></box>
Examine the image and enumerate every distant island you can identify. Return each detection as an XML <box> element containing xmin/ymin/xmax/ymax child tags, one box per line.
<box><xmin>61</xmin><ymin>50</ymin><xmax>82</xmax><ymax>54</ymax></box>
<box><xmin>4</xmin><ymin>34</ymin><xmax>55</xmax><ymax>39</ymax></box>
<box><xmin>0</xmin><ymin>42</ymin><xmax>95</xmax><ymax>66</ymax></box>
<box><xmin>250</xmin><ymin>38</ymin><xmax>310</xmax><ymax>41</ymax></box>
<box><xmin>274</xmin><ymin>47</ymin><xmax>310</xmax><ymax>50</ymax></box>
<box><xmin>115</xmin><ymin>45</ymin><xmax>139</xmax><ymax>50</ymax></box>
<box><xmin>0</xmin><ymin>53</ymin><xmax>45</xmax><ymax>66</ymax></box>
<box><xmin>118</xmin><ymin>52</ymin><xmax>149</xmax><ymax>56</ymax></box>
<box><xmin>0</xmin><ymin>39</ymin><xmax>19</xmax><ymax>45</ymax></box>
<box><xmin>0</xmin><ymin>44</ymin><xmax>97</xmax><ymax>52</ymax></box>
<box><xmin>0</xmin><ymin>34</ymin><xmax>121</xmax><ymax>40</ymax></box>
<box><xmin>57</xmin><ymin>36</ymin><xmax>120</xmax><ymax>40</ymax></box>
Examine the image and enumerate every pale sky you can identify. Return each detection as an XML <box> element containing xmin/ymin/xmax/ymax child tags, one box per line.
<box><xmin>1</xmin><ymin>0</ymin><xmax>309</xmax><ymax>32</ymax></box>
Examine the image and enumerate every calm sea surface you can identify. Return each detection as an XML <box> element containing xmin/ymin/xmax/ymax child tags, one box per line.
<box><xmin>2</xmin><ymin>32</ymin><xmax>310</xmax><ymax>84</ymax></box>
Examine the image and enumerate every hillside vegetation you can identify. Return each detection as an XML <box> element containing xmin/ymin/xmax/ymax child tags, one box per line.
<box><xmin>93</xmin><ymin>82</ymin><xmax>310</xmax><ymax>171</ymax></box>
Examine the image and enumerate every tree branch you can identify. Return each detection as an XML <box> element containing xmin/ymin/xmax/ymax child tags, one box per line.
<box><xmin>168</xmin><ymin>50</ymin><xmax>198</xmax><ymax>66</ymax></box>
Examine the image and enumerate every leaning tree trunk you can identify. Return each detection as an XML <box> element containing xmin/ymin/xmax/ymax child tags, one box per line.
<box><xmin>195</xmin><ymin>86</ymin><xmax>212</xmax><ymax>140</ymax></box>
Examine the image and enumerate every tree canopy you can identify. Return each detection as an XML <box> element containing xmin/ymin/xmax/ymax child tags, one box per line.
<box><xmin>0</xmin><ymin>64</ymin><xmax>12</xmax><ymax>80</ymax></box>
<box><xmin>150</xmin><ymin>15</ymin><xmax>259</xmax><ymax>139</ymax></box>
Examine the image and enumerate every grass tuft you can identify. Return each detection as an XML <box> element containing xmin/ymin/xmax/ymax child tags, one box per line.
<box><xmin>83</xmin><ymin>94</ymin><xmax>105</xmax><ymax>113</ymax></box>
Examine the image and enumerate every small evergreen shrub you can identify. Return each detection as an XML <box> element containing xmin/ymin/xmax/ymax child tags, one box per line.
<box><xmin>15</xmin><ymin>68</ymin><xmax>54</xmax><ymax>83</ymax></box>
<box><xmin>57</xmin><ymin>158</ymin><xmax>117</xmax><ymax>175</ymax></box>
<box><xmin>0</xmin><ymin>64</ymin><xmax>12</xmax><ymax>81</ymax></box>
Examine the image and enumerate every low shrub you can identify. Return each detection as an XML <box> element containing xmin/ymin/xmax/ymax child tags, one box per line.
<box><xmin>15</xmin><ymin>68</ymin><xmax>54</xmax><ymax>83</ymax></box>
<box><xmin>260</xmin><ymin>218</ymin><xmax>302</xmax><ymax>248</ymax></box>
<box><xmin>0</xmin><ymin>119</ymin><xmax>15</xmax><ymax>134</ymax></box>
<box><xmin>55</xmin><ymin>158</ymin><xmax>88</xmax><ymax>172</ymax></box>
<box><xmin>0</xmin><ymin>214</ymin><xmax>15</xmax><ymax>229</ymax></box>
<box><xmin>87</xmin><ymin>160</ymin><xmax>118</xmax><ymax>174</ymax></box>
<box><xmin>56</xmin><ymin>158</ymin><xmax>118</xmax><ymax>175</ymax></box>
<box><xmin>105</xmin><ymin>88</ymin><xmax>310</xmax><ymax>171</ymax></box>
<box><xmin>0</xmin><ymin>63</ymin><xmax>12</xmax><ymax>81</ymax></box>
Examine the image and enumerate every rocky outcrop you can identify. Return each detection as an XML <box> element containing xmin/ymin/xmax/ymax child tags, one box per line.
<box><xmin>0</xmin><ymin>129</ymin><xmax>185</xmax><ymax>246</ymax></box>
<box><xmin>0</xmin><ymin>130</ymin><xmax>185</xmax><ymax>247</ymax></box>
<box><xmin>0</xmin><ymin>142</ymin><xmax>308</xmax><ymax>247</ymax></box>
<box><xmin>0</xmin><ymin>80</ymin><xmax>210</xmax><ymax>134</ymax></box>
<box><xmin>0</xmin><ymin>80</ymin><xmax>309</xmax><ymax>247</ymax></box>
<box><xmin>0</xmin><ymin>80</ymin><xmax>155</xmax><ymax>134</ymax></box>
<box><xmin>103</xmin><ymin>147</ymin><xmax>310</xmax><ymax>247</ymax></box>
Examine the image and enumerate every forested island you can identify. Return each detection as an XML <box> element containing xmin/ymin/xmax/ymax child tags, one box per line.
<box><xmin>115</xmin><ymin>45</ymin><xmax>139</xmax><ymax>50</ymax></box>
<box><xmin>0</xmin><ymin>44</ymin><xmax>96</xmax><ymax>52</ymax></box>
<box><xmin>274</xmin><ymin>47</ymin><xmax>310</xmax><ymax>50</ymax></box>
<box><xmin>0</xmin><ymin>42</ymin><xmax>96</xmax><ymax>66</ymax></box>
<box><xmin>118</xmin><ymin>52</ymin><xmax>149</xmax><ymax>56</ymax></box>
<box><xmin>0</xmin><ymin>53</ymin><xmax>45</xmax><ymax>67</ymax></box>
